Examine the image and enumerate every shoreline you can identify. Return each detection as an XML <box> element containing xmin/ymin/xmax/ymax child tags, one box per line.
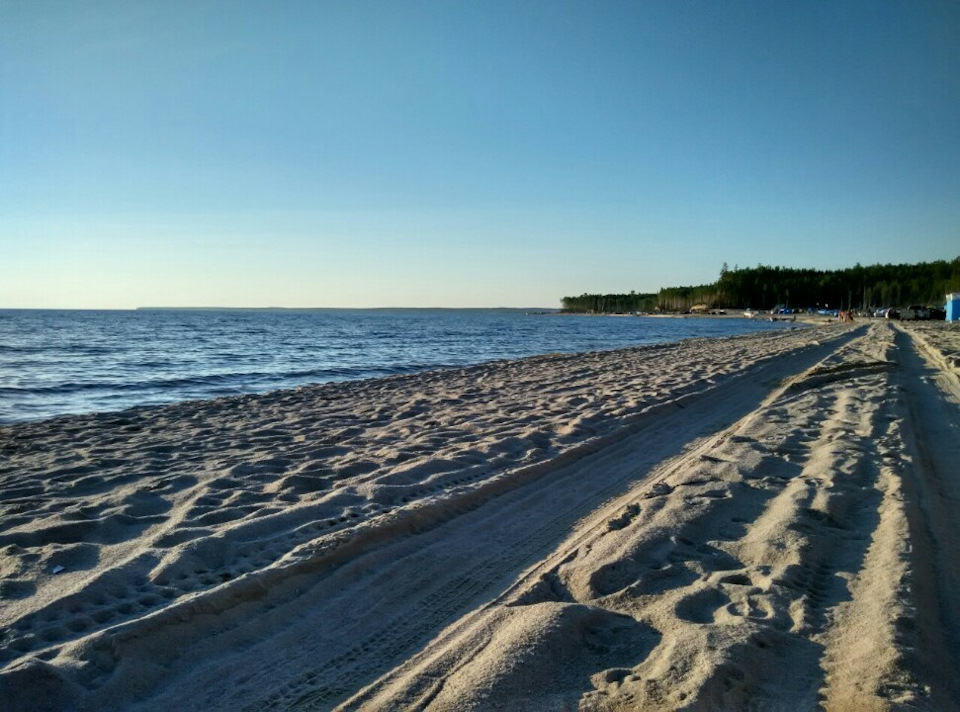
<box><xmin>556</xmin><ymin>309</ymin><xmax>844</xmax><ymax>324</ymax></box>
<box><xmin>2</xmin><ymin>322</ymin><xmax>959</xmax><ymax>710</ymax></box>
<box><xmin>0</xmin><ymin>310</ymin><xmax>806</xmax><ymax>427</ymax></box>
<box><xmin>0</xmin><ymin>323</ymin><xmax>821</xmax><ymax>436</ymax></box>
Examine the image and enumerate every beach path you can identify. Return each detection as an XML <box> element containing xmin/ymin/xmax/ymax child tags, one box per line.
<box><xmin>1</xmin><ymin>321</ymin><xmax>958</xmax><ymax>711</ymax></box>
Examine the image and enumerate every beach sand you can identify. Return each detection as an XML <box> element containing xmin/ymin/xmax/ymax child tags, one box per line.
<box><xmin>1</xmin><ymin>320</ymin><xmax>958</xmax><ymax>710</ymax></box>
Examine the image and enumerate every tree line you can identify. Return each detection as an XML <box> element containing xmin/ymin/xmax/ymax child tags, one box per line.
<box><xmin>559</xmin><ymin>291</ymin><xmax>659</xmax><ymax>314</ymax></box>
<box><xmin>561</xmin><ymin>258</ymin><xmax>960</xmax><ymax>313</ymax></box>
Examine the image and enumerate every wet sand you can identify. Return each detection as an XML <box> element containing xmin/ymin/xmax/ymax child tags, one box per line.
<box><xmin>2</xmin><ymin>321</ymin><xmax>958</xmax><ymax>710</ymax></box>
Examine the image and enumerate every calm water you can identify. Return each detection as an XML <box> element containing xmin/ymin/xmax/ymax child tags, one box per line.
<box><xmin>0</xmin><ymin>309</ymin><xmax>801</xmax><ymax>423</ymax></box>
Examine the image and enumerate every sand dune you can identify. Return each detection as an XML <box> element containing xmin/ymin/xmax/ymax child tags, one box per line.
<box><xmin>1</xmin><ymin>321</ymin><xmax>958</xmax><ymax>710</ymax></box>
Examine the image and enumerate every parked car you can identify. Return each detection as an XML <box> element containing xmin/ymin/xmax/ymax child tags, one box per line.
<box><xmin>902</xmin><ymin>305</ymin><xmax>929</xmax><ymax>321</ymax></box>
<box><xmin>884</xmin><ymin>308</ymin><xmax>901</xmax><ymax>320</ymax></box>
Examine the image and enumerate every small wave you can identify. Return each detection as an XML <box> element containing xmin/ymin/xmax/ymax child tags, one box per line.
<box><xmin>61</xmin><ymin>345</ymin><xmax>116</xmax><ymax>356</ymax></box>
<box><xmin>0</xmin><ymin>362</ymin><xmax>461</xmax><ymax>399</ymax></box>
<box><xmin>0</xmin><ymin>343</ymin><xmax>116</xmax><ymax>357</ymax></box>
<box><xmin>0</xmin><ymin>344</ymin><xmax>50</xmax><ymax>355</ymax></box>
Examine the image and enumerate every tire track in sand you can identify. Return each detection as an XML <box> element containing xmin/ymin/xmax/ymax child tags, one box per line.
<box><xmin>884</xmin><ymin>325</ymin><xmax>960</xmax><ymax>710</ymax></box>
<box><xmin>343</xmin><ymin>323</ymin><xmax>940</xmax><ymax>711</ymax></box>
<box><xmin>121</xmin><ymin>330</ymin><xmax>863</xmax><ymax>712</ymax></box>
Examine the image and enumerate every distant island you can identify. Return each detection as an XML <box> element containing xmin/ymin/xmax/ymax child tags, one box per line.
<box><xmin>561</xmin><ymin>258</ymin><xmax>960</xmax><ymax>313</ymax></box>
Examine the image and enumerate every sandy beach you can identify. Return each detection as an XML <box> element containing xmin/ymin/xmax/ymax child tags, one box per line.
<box><xmin>2</xmin><ymin>320</ymin><xmax>959</xmax><ymax>711</ymax></box>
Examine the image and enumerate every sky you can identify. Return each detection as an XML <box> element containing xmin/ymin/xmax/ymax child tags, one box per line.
<box><xmin>2</xmin><ymin>1</ymin><xmax>959</xmax><ymax>309</ymax></box>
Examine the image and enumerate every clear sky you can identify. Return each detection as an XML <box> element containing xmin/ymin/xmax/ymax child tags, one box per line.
<box><xmin>2</xmin><ymin>1</ymin><xmax>958</xmax><ymax>308</ymax></box>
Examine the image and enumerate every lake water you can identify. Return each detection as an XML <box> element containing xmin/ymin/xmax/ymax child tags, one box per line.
<box><xmin>0</xmin><ymin>309</ymin><xmax>801</xmax><ymax>423</ymax></box>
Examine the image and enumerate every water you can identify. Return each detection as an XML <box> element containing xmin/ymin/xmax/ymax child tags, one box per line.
<box><xmin>0</xmin><ymin>309</ymin><xmax>800</xmax><ymax>423</ymax></box>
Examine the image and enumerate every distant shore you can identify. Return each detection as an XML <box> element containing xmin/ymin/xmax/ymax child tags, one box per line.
<box><xmin>555</xmin><ymin>309</ymin><xmax>852</xmax><ymax>327</ymax></box>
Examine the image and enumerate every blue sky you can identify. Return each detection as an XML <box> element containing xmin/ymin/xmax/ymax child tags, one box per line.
<box><xmin>2</xmin><ymin>1</ymin><xmax>958</xmax><ymax>308</ymax></box>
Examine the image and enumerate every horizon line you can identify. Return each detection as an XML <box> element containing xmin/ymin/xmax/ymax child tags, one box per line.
<box><xmin>0</xmin><ymin>306</ymin><xmax>560</xmax><ymax>312</ymax></box>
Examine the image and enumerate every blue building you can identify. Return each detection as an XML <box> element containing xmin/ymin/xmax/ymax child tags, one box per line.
<box><xmin>947</xmin><ymin>293</ymin><xmax>960</xmax><ymax>322</ymax></box>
